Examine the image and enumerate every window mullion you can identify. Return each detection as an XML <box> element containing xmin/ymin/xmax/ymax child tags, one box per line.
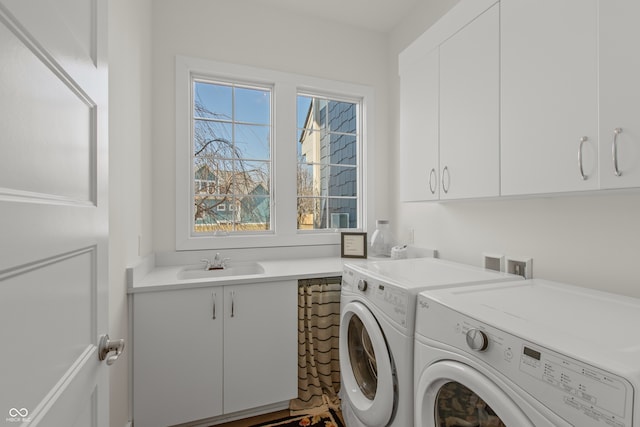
<box><xmin>273</xmin><ymin>82</ymin><xmax>298</xmax><ymax>237</ymax></box>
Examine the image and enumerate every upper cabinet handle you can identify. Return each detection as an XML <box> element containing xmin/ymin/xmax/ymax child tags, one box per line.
<box><xmin>578</xmin><ymin>136</ymin><xmax>588</xmax><ymax>180</ymax></box>
<box><xmin>442</xmin><ymin>166</ymin><xmax>450</xmax><ymax>194</ymax></box>
<box><xmin>612</xmin><ymin>128</ymin><xmax>623</xmax><ymax>177</ymax></box>
<box><xmin>429</xmin><ymin>168</ymin><xmax>437</xmax><ymax>194</ymax></box>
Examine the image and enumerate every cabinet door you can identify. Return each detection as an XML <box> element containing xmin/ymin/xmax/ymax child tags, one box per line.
<box><xmin>223</xmin><ymin>281</ymin><xmax>298</xmax><ymax>413</ymax></box>
<box><xmin>133</xmin><ymin>288</ymin><xmax>223</xmax><ymax>427</ymax></box>
<box><xmin>439</xmin><ymin>4</ymin><xmax>499</xmax><ymax>199</ymax></box>
<box><xmin>400</xmin><ymin>48</ymin><xmax>439</xmax><ymax>201</ymax></box>
<box><xmin>501</xmin><ymin>0</ymin><xmax>598</xmax><ymax>195</ymax></box>
<box><xmin>599</xmin><ymin>1</ymin><xmax>640</xmax><ymax>189</ymax></box>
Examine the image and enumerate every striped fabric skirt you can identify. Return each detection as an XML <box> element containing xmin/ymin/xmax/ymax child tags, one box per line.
<box><xmin>290</xmin><ymin>277</ymin><xmax>342</xmax><ymax>412</ymax></box>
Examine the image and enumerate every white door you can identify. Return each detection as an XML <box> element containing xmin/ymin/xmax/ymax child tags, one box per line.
<box><xmin>0</xmin><ymin>1</ymin><xmax>111</xmax><ymax>426</ymax></box>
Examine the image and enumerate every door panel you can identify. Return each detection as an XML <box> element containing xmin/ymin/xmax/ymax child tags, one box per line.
<box><xmin>0</xmin><ymin>0</ymin><xmax>109</xmax><ymax>425</ymax></box>
<box><xmin>0</xmin><ymin>17</ymin><xmax>94</xmax><ymax>202</ymax></box>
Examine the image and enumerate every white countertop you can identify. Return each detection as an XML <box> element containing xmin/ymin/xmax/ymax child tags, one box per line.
<box><xmin>128</xmin><ymin>246</ymin><xmax>437</xmax><ymax>294</ymax></box>
<box><xmin>129</xmin><ymin>257</ymin><xmax>359</xmax><ymax>294</ymax></box>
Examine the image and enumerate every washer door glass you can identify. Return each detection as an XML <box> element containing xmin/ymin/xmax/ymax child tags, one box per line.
<box><xmin>347</xmin><ymin>314</ymin><xmax>377</xmax><ymax>399</ymax></box>
<box><xmin>415</xmin><ymin>361</ymin><xmax>535</xmax><ymax>427</ymax></box>
<box><xmin>435</xmin><ymin>381</ymin><xmax>506</xmax><ymax>427</ymax></box>
<box><xmin>339</xmin><ymin>301</ymin><xmax>396</xmax><ymax>427</ymax></box>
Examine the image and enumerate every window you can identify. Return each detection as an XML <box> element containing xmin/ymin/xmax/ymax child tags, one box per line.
<box><xmin>176</xmin><ymin>56</ymin><xmax>374</xmax><ymax>250</ymax></box>
<box><xmin>192</xmin><ymin>80</ymin><xmax>271</xmax><ymax>233</ymax></box>
<box><xmin>297</xmin><ymin>94</ymin><xmax>359</xmax><ymax>230</ymax></box>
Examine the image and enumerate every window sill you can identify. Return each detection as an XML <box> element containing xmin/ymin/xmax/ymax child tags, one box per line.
<box><xmin>176</xmin><ymin>231</ymin><xmax>346</xmax><ymax>251</ymax></box>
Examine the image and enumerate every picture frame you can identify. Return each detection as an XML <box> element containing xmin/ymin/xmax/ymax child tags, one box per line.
<box><xmin>341</xmin><ymin>232</ymin><xmax>367</xmax><ymax>259</ymax></box>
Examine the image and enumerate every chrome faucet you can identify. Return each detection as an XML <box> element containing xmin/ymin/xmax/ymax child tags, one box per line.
<box><xmin>211</xmin><ymin>253</ymin><xmax>229</xmax><ymax>269</ymax></box>
<box><xmin>200</xmin><ymin>253</ymin><xmax>230</xmax><ymax>270</ymax></box>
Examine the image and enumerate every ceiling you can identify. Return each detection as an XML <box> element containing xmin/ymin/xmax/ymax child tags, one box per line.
<box><xmin>255</xmin><ymin>0</ymin><xmax>421</xmax><ymax>33</ymax></box>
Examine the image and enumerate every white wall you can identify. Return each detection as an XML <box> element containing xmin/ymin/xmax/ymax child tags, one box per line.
<box><xmin>389</xmin><ymin>2</ymin><xmax>640</xmax><ymax>299</ymax></box>
<box><xmin>149</xmin><ymin>0</ymin><xmax>391</xmax><ymax>254</ymax></box>
<box><xmin>109</xmin><ymin>0</ymin><xmax>153</xmax><ymax>425</ymax></box>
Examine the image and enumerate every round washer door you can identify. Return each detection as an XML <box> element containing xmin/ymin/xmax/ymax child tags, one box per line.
<box><xmin>339</xmin><ymin>301</ymin><xmax>396</xmax><ymax>427</ymax></box>
<box><xmin>416</xmin><ymin>360</ymin><xmax>535</xmax><ymax>427</ymax></box>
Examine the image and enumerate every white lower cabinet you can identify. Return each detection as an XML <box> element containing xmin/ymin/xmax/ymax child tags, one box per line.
<box><xmin>132</xmin><ymin>281</ymin><xmax>298</xmax><ymax>427</ymax></box>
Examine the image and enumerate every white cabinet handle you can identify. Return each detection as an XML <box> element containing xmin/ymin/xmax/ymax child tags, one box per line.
<box><xmin>212</xmin><ymin>292</ymin><xmax>216</xmax><ymax>320</ymax></box>
<box><xmin>612</xmin><ymin>128</ymin><xmax>623</xmax><ymax>177</ymax></box>
<box><xmin>441</xmin><ymin>166</ymin><xmax>450</xmax><ymax>194</ymax></box>
<box><xmin>230</xmin><ymin>291</ymin><xmax>235</xmax><ymax>318</ymax></box>
<box><xmin>578</xmin><ymin>136</ymin><xmax>588</xmax><ymax>180</ymax></box>
<box><xmin>429</xmin><ymin>168</ymin><xmax>437</xmax><ymax>194</ymax></box>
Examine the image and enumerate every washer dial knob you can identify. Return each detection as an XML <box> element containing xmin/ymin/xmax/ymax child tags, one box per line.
<box><xmin>466</xmin><ymin>328</ymin><xmax>489</xmax><ymax>352</ymax></box>
<box><xmin>357</xmin><ymin>279</ymin><xmax>368</xmax><ymax>292</ymax></box>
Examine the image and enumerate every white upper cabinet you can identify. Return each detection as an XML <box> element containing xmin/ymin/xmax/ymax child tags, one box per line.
<box><xmin>399</xmin><ymin>0</ymin><xmax>499</xmax><ymax>201</ymax></box>
<box><xmin>500</xmin><ymin>0</ymin><xmax>599</xmax><ymax>196</ymax></box>
<box><xmin>599</xmin><ymin>0</ymin><xmax>640</xmax><ymax>189</ymax></box>
<box><xmin>399</xmin><ymin>48</ymin><xmax>440</xmax><ymax>202</ymax></box>
<box><xmin>439</xmin><ymin>4</ymin><xmax>500</xmax><ymax>199</ymax></box>
<box><xmin>400</xmin><ymin>0</ymin><xmax>640</xmax><ymax>200</ymax></box>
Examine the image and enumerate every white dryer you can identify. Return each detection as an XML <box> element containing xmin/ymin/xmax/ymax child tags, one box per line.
<box><xmin>414</xmin><ymin>279</ymin><xmax>640</xmax><ymax>427</ymax></box>
<box><xmin>339</xmin><ymin>258</ymin><xmax>518</xmax><ymax>427</ymax></box>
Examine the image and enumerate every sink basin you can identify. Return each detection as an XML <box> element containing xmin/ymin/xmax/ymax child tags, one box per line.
<box><xmin>178</xmin><ymin>262</ymin><xmax>265</xmax><ymax>280</ymax></box>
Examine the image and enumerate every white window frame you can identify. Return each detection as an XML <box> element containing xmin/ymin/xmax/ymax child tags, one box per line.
<box><xmin>176</xmin><ymin>56</ymin><xmax>375</xmax><ymax>250</ymax></box>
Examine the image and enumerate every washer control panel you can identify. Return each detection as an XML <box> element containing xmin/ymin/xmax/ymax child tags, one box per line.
<box><xmin>416</xmin><ymin>295</ymin><xmax>634</xmax><ymax>427</ymax></box>
<box><xmin>517</xmin><ymin>342</ymin><xmax>630</xmax><ymax>427</ymax></box>
<box><xmin>343</xmin><ymin>267</ymin><xmax>410</xmax><ymax>330</ymax></box>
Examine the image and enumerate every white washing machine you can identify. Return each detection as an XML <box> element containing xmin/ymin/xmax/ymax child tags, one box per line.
<box><xmin>339</xmin><ymin>258</ymin><xmax>518</xmax><ymax>427</ymax></box>
<box><xmin>414</xmin><ymin>278</ymin><xmax>640</xmax><ymax>427</ymax></box>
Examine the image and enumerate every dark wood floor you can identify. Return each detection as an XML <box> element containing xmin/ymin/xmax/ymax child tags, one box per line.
<box><xmin>211</xmin><ymin>410</ymin><xmax>290</xmax><ymax>427</ymax></box>
<box><xmin>212</xmin><ymin>408</ymin><xmax>344</xmax><ymax>427</ymax></box>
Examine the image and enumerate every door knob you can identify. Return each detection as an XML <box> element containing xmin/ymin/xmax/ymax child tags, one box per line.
<box><xmin>98</xmin><ymin>334</ymin><xmax>125</xmax><ymax>365</ymax></box>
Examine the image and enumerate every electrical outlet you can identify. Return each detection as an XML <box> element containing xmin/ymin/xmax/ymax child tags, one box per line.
<box><xmin>506</xmin><ymin>257</ymin><xmax>532</xmax><ymax>279</ymax></box>
<box><xmin>483</xmin><ymin>254</ymin><xmax>504</xmax><ymax>272</ymax></box>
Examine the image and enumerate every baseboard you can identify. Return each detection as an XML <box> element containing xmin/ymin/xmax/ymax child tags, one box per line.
<box><xmin>174</xmin><ymin>401</ymin><xmax>290</xmax><ymax>427</ymax></box>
